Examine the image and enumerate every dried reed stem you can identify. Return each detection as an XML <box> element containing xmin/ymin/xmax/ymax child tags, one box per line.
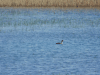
<box><xmin>0</xmin><ymin>0</ymin><xmax>100</xmax><ymax>7</ymax></box>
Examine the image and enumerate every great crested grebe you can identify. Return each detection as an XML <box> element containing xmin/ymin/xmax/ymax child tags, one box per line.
<box><xmin>56</xmin><ymin>40</ymin><xmax>63</xmax><ymax>44</ymax></box>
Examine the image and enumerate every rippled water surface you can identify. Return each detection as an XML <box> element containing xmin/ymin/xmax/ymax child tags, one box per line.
<box><xmin>0</xmin><ymin>7</ymin><xmax>100</xmax><ymax>75</ymax></box>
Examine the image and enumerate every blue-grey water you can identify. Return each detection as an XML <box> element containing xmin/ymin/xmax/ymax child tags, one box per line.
<box><xmin>0</xmin><ymin>7</ymin><xmax>100</xmax><ymax>75</ymax></box>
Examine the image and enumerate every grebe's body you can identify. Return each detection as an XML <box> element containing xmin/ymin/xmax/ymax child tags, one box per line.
<box><xmin>56</xmin><ymin>40</ymin><xmax>63</xmax><ymax>44</ymax></box>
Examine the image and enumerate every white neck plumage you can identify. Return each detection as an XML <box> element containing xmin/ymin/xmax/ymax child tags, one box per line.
<box><xmin>61</xmin><ymin>40</ymin><xmax>63</xmax><ymax>44</ymax></box>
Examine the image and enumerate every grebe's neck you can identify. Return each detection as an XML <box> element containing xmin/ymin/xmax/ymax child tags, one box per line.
<box><xmin>61</xmin><ymin>41</ymin><xmax>63</xmax><ymax>44</ymax></box>
<box><xmin>61</xmin><ymin>40</ymin><xmax>63</xmax><ymax>44</ymax></box>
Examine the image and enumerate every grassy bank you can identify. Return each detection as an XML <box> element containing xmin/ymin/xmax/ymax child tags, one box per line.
<box><xmin>0</xmin><ymin>0</ymin><xmax>100</xmax><ymax>7</ymax></box>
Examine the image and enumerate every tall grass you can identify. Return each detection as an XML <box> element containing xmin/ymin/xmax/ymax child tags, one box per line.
<box><xmin>0</xmin><ymin>0</ymin><xmax>100</xmax><ymax>7</ymax></box>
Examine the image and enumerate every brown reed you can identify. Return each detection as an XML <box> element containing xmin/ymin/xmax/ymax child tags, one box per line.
<box><xmin>0</xmin><ymin>0</ymin><xmax>100</xmax><ymax>7</ymax></box>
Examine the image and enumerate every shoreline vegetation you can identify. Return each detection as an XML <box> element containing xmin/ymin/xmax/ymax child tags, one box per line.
<box><xmin>0</xmin><ymin>0</ymin><xmax>100</xmax><ymax>7</ymax></box>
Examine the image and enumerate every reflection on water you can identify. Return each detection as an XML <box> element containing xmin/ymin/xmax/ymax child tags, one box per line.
<box><xmin>0</xmin><ymin>8</ymin><xmax>100</xmax><ymax>32</ymax></box>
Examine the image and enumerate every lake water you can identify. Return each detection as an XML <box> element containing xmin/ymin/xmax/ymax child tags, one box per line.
<box><xmin>0</xmin><ymin>7</ymin><xmax>100</xmax><ymax>75</ymax></box>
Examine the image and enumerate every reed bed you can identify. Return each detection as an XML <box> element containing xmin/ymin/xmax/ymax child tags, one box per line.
<box><xmin>0</xmin><ymin>0</ymin><xmax>100</xmax><ymax>7</ymax></box>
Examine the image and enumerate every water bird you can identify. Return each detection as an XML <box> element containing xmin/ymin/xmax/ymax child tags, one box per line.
<box><xmin>56</xmin><ymin>40</ymin><xmax>63</xmax><ymax>44</ymax></box>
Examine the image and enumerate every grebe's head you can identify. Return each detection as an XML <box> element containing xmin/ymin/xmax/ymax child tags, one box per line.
<box><xmin>61</xmin><ymin>40</ymin><xmax>63</xmax><ymax>42</ymax></box>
